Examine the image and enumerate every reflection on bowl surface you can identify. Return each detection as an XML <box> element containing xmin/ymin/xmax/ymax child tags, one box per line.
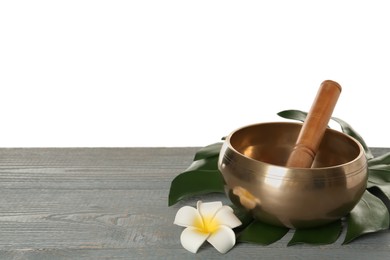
<box><xmin>218</xmin><ymin>122</ymin><xmax>367</xmax><ymax>228</ymax></box>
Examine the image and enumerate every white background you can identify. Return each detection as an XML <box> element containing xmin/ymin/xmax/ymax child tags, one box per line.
<box><xmin>1</xmin><ymin>1</ymin><xmax>389</xmax><ymax>147</ymax></box>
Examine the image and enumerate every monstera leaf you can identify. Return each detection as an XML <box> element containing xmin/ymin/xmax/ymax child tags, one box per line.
<box><xmin>168</xmin><ymin>110</ymin><xmax>390</xmax><ymax>246</ymax></box>
<box><xmin>168</xmin><ymin>143</ymin><xmax>224</xmax><ymax>206</ymax></box>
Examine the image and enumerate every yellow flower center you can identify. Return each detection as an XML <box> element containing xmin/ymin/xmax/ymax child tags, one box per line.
<box><xmin>194</xmin><ymin>215</ymin><xmax>220</xmax><ymax>234</ymax></box>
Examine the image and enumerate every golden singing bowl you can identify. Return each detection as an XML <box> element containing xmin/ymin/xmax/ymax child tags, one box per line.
<box><xmin>218</xmin><ymin>122</ymin><xmax>367</xmax><ymax>229</ymax></box>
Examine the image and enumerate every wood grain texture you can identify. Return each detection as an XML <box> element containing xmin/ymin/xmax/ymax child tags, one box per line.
<box><xmin>0</xmin><ymin>147</ymin><xmax>389</xmax><ymax>259</ymax></box>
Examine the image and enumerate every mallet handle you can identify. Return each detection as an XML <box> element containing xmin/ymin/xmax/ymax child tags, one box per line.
<box><xmin>286</xmin><ymin>80</ymin><xmax>342</xmax><ymax>168</ymax></box>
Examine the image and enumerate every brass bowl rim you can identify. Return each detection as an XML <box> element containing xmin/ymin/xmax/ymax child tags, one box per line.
<box><xmin>224</xmin><ymin>121</ymin><xmax>366</xmax><ymax>172</ymax></box>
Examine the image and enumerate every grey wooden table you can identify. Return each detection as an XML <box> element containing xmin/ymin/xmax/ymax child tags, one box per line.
<box><xmin>0</xmin><ymin>147</ymin><xmax>389</xmax><ymax>259</ymax></box>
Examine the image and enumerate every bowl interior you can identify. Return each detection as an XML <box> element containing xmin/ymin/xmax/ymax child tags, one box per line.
<box><xmin>229</xmin><ymin>122</ymin><xmax>360</xmax><ymax>168</ymax></box>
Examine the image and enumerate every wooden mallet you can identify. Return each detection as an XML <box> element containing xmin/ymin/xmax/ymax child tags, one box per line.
<box><xmin>286</xmin><ymin>80</ymin><xmax>342</xmax><ymax>168</ymax></box>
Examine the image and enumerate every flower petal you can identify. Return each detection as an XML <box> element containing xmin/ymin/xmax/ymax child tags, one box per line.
<box><xmin>198</xmin><ymin>201</ymin><xmax>223</xmax><ymax>218</ymax></box>
<box><xmin>207</xmin><ymin>225</ymin><xmax>236</xmax><ymax>254</ymax></box>
<box><xmin>174</xmin><ymin>206</ymin><xmax>202</xmax><ymax>228</ymax></box>
<box><xmin>180</xmin><ymin>227</ymin><xmax>209</xmax><ymax>253</ymax></box>
<box><xmin>212</xmin><ymin>206</ymin><xmax>242</xmax><ymax>229</ymax></box>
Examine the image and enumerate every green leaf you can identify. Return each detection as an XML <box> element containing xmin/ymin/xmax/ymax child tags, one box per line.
<box><xmin>343</xmin><ymin>191</ymin><xmax>390</xmax><ymax>244</ymax></box>
<box><xmin>193</xmin><ymin>142</ymin><xmax>223</xmax><ymax>161</ymax></box>
<box><xmin>287</xmin><ymin>220</ymin><xmax>342</xmax><ymax>246</ymax></box>
<box><xmin>368</xmin><ymin>168</ymin><xmax>390</xmax><ymax>184</ymax></box>
<box><xmin>238</xmin><ymin>220</ymin><xmax>289</xmax><ymax>245</ymax></box>
<box><xmin>169</xmin><ymin>145</ymin><xmax>225</xmax><ymax>206</ymax></box>
<box><xmin>367</xmin><ymin>168</ymin><xmax>390</xmax><ymax>198</ymax></box>
<box><xmin>277</xmin><ymin>109</ymin><xmax>307</xmax><ymax>122</ymax></box>
<box><xmin>185</xmin><ymin>157</ymin><xmax>219</xmax><ymax>172</ymax></box>
<box><xmin>369</xmin><ymin>164</ymin><xmax>390</xmax><ymax>171</ymax></box>
<box><xmin>367</xmin><ymin>186</ymin><xmax>390</xmax><ymax>214</ymax></box>
<box><xmin>368</xmin><ymin>152</ymin><xmax>390</xmax><ymax>167</ymax></box>
<box><xmin>331</xmin><ymin>117</ymin><xmax>374</xmax><ymax>159</ymax></box>
<box><xmin>367</xmin><ymin>153</ymin><xmax>390</xmax><ymax>198</ymax></box>
<box><xmin>168</xmin><ymin>170</ymin><xmax>225</xmax><ymax>206</ymax></box>
<box><xmin>369</xmin><ymin>185</ymin><xmax>390</xmax><ymax>200</ymax></box>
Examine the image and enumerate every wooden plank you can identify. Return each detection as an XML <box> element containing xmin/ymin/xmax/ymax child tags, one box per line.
<box><xmin>0</xmin><ymin>147</ymin><xmax>389</xmax><ymax>259</ymax></box>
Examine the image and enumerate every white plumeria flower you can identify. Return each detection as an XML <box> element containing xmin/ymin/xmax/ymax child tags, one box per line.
<box><xmin>174</xmin><ymin>201</ymin><xmax>242</xmax><ymax>254</ymax></box>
